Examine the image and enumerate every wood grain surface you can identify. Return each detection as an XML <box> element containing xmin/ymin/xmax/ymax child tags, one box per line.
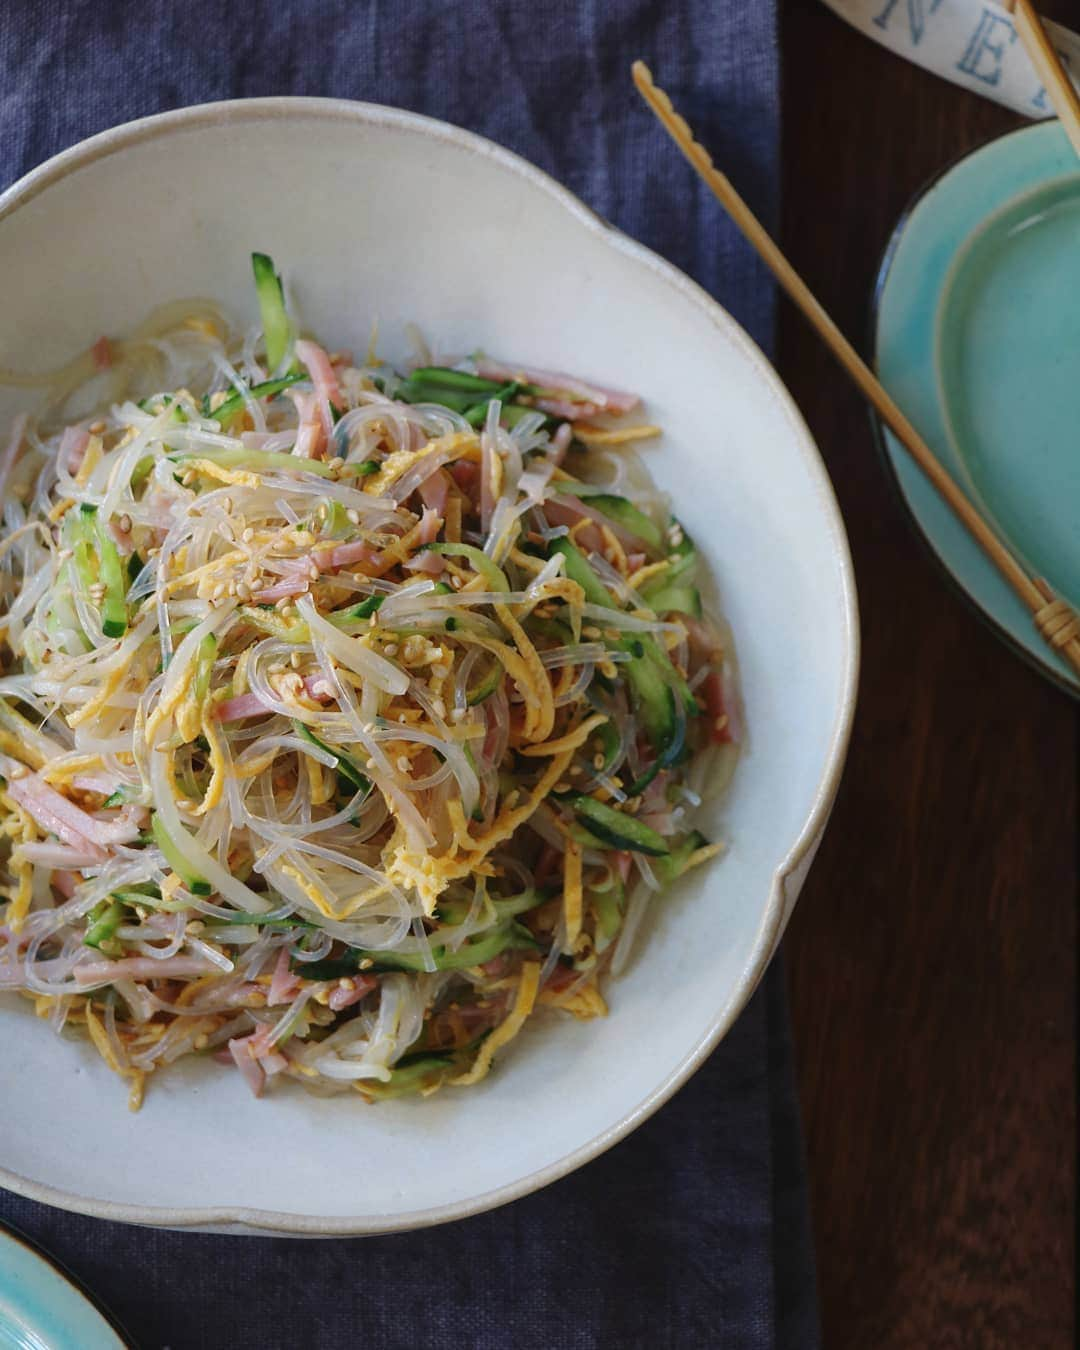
<box><xmin>778</xmin><ymin>2</ymin><xmax>1077</xmax><ymax>1346</ymax></box>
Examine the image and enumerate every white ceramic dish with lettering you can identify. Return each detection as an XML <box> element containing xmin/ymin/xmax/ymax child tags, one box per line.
<box><xmin>0</xmin><ymin>99</ymin><xmax>857</xmax><ymax>1235</ymax></box>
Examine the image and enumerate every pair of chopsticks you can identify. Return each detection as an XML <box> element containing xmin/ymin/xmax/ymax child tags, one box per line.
<box><xmin>1003</xmin><ymin>0</ymin><xmax>1080</xmax><ymax>158</ymax></box>
<box><xmin>632</xmin><ymin>33</ymin><xmax>1080</xmax><ymax>681</ymax></box>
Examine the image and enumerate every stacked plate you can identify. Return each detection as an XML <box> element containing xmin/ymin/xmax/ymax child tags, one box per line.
<box><xmin>873</xmin><ymin>121</ymin><xmax>1080</xmax><ymax>696</ymax></box>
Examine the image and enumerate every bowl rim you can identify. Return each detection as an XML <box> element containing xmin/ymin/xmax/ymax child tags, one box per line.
<box><xmin>0</xmin><ymin>95</ymin><xmax>859</xmax><ymax>1235</ymax></box>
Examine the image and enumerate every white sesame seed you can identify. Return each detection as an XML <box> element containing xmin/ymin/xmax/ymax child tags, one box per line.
<box><xmin>236</xmin><ymin>581</ymin><xmax>251</xmax><ymax>601</ymax></box>
<box><xmin>241</xmin><ymin>527</ymin><xmax>255</xmax><ymax>543</ymax></box>
<box><xmin>396</xmin><ymin>755</ymin><xmax>410</xmax><ymax>774</ymax></box>
<box><xmin>346</xmin><ymin>509</ymin><xmax>360</xmax><ymax>526</ymax></box>
<box><xmin>290</xmin><ymin>652</ymin><xmax>302</xmax><ymax>669</ymax></box>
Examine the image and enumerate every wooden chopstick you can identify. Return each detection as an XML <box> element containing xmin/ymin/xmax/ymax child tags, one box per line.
<box><xmin>1002</xmin><ymin>0</ymin><xmax>1080</xmax><ymax>158</ymax></box>
<box><xmin>631</xmin><ymin>60</ymin><xmax>1080</xmax><ymax>680</ymax></box>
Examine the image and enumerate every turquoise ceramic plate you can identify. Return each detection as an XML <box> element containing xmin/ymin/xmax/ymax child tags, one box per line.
<box><xmin>872</xmin><ymin>121</ymin><xmax>1080</xmax><ymax>697</ymax></box>
<box><xmin>0</xmin><ymin>1224</ymin><xmax>128</xmax><ymax>1349</ymax></box>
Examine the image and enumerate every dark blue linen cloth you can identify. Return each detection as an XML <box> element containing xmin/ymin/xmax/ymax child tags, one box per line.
<box><xmin>0</xmin><ymin>3</ymin><xmax>819</xmax><ymax>1347</ymax></box>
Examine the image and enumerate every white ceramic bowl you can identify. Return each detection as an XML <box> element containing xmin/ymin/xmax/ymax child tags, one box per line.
<box><xmin>0</xmin><ymin>99</ymin><xmax>858</xmax><ymax>1235</ymax></box>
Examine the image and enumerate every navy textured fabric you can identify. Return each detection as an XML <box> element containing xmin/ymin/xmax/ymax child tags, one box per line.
<box><xmin>0</xmin><ymin>3</ymin><xmax>819</xmax><ymax>1347</ymax></box>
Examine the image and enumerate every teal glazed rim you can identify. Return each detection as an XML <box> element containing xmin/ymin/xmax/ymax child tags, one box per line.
<box><xmin>868</xmin><ymin>121</ymin><xmax>1080</xmax><ymax>701</ymax></box>
<box><xmin>0</xmin><ymin>1219</ymin><xmax>133</xmax><ymax>1349</ymax></box>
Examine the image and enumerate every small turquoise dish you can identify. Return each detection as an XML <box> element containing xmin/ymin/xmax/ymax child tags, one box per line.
<box><xmin>0</xmin><ymin>1223</ymin><xmax>128</xmax><ymax>1350</ymax></box>
<box><xmin>873</xmin><ymin>121</ymin><xmax>1080</xmax><ymax>697</ymax></box>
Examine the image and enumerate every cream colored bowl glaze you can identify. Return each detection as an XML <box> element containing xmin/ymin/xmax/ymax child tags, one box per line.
<box><xmin>0</xmin><ymin>100</ymin><xmax>858</xmax><ymax>1234</ymax></box>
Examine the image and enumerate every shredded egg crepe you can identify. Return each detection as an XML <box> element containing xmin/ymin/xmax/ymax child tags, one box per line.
<box><xmin>0</xmin><ymin>255</ymin><xmax>740</xmax><ymax>1105</ymax></box>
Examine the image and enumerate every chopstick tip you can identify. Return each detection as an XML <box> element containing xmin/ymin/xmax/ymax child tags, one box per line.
<box><xmin>631</xmin><ymin>65</ymin><xmax>713</xmax><ymax>177</ymax></box>
<box><xmin>631</xmin><ymin>59</ymin><xmax>653</xmax><ymax>90</ymax></box>
<box><xmin>631</xmin><ymin>60</ymin><xmax>675</xmax><ymax>122</ymax></box>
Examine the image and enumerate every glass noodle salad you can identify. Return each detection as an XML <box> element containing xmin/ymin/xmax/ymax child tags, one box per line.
<box><xmin>0</xmin><ymin>255</ymin><xmax>740</xmax><ymax>1106</ymax></box>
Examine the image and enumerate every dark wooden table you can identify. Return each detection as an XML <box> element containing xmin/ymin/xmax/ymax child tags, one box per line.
<box><xmin>778</xmin><ymin>3</ymin><xmax>1077</xmax><ymax>1346</ymax></box>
